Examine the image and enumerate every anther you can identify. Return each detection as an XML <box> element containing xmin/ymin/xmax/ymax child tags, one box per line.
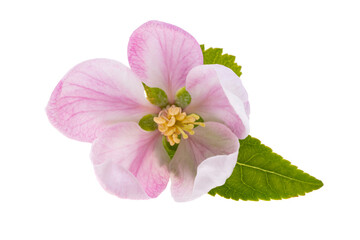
<box><xmin>154</xmin><ymin>117</ymin><xmax>166</xmax><ymax>124</ymax></box>
<box><xmin>167</xmin><ymin>116</ymin><xmax>176</xmax><ymax>127</ymax></box>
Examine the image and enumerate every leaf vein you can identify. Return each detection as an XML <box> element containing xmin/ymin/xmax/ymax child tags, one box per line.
<box><xmin>237</xmin><ymin>162</ymin><xmax>321</xmax><ymax>186</ymax></box>
<box><xmin>239</xmin><ymin>166</ymin><xmax>268</xmax><ymax>199</ymax></box>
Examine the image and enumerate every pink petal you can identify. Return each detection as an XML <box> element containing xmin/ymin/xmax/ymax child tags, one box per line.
<box><xmin>46</xmin><ymin>59</ymin><xmax>159</xmax><ymax>142</ymax></box>
<box><xmin>185</xmin><ymin>65</ymin><xmax>250</xmax><ymax>139</ymax></box>
<box><xmin>91</xmin><ymin>122</ymin><xmax>170</xmax><ymax>199</ymax></box>
<box><xmin>128</xmin><ymin>20</ymin><xmax>203</xmax><ymax>102</ymax></box>
<box><xmin>170</xmin><ymin>122</ymin><xmax>239</xmax><ymax>202</ymax></box>
<box><xmin>211</xmin><ymin>64</ymin><xmax>250</xmax><ymax>116</ymax></box>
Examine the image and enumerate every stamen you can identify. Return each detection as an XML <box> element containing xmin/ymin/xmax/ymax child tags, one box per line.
<box><xmin>158</xmin><ymin>124</ymin><xmax>168</xmax><ymax>132</ymax></box>
<box><xmin>153</xmin><ymin>105</ymin><xmax>205</xmax><ymax>145</ymax></box>
<box><xmin>175</xmin><ymin>128</ymin><xmax>181</xmax><ymax>135</ymax></box>
<box><xmin>172</xmin><ymin>134</ymin><xmax>181</xmax><ymax>144</ymax></box>
<box><xmin>193</xmin><ymin>122</ymin><xmax>205</xmax><ymax>127</ymax></box>
<box><xmin>176</xmin><ymin>112</ymin><xmax>186</xmax><ymax>121</ymax></box>
<box><xmin>188</xmin><ymin>114</ymin><xmax>200</xmax><ymax>120</ymax></box>
<box><xmin>164</xmin><ymin>128</ymin><xmax>175</xmax><ymax>136</ymax></box>
<box><xmin>182</xmin><ymin>124</ymin><xmax>194</xmax><ymax>131</ymax></box>
<box><xmin>168</xmin><ymin>106</ymin><xmax>180</xmax><ymax>116</ymax></box>
<box><xmin>154</xmin><ymin>117</ymin><xmax>166</xmax><ymax>124</ymax></box>
<box><xmin>176</xmin><ymin>126</ymin><xmax>189</xmax><ymax>139</ymax></box>
<box><xmin>167</xmin><ymin>116</ymin><xmax>176</xmax><ymax>127</ymax></box>
<box><xmin>167</xmin><ymin>136</ymin><xmax>175</xmax><ymax>146</ymax></box>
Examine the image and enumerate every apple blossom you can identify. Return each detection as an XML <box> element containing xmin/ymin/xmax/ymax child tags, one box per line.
<box><xmin>46</xmin><ymin>21</ymin><xmax>250</xmax><ymax>201</ymax></box>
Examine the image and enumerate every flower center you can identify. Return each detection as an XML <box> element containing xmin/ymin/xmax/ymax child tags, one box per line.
<box><xmin>153</xmin><ymin>105</ymin><xmax>205</xmax><ymax>146</ymax></box>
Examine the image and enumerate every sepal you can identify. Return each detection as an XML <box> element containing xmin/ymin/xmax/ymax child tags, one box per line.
<box><xmin>142</xmin><ymin>83</ymin><xmax>169</xmax><ymax>108</ymax></box>
<box><xmin>139</xmin><ymin>114</ymin><xmax>158</xmax><ymax>131</ymax></box>
<box><xmin>175</xmin><ymin>87</ymin><xmax>192</xmax><ymax>108</ymax></box>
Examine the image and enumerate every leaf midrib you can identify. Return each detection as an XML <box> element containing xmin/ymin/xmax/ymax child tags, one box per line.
<box><xmin>236</xmin><ymin>162</ymin><xmax>322</xmax><ymax>186</ymax></box>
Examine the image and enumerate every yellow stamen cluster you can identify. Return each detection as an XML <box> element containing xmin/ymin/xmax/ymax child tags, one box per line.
<box><xmin>154</xmin><ymin>105</ymin><xmax>205</xmax><ymax>146</ymax></box>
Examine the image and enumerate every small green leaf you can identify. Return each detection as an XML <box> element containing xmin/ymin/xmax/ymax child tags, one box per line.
<box><xmin>138</xmin><ymin>114</ymin><xmax>157</xmax><ymax>131</ymax></box>
<box><xmin>162</xmin><ymin>136</ymin><xmax>178</xmax><ymax>159</ymax></box>
<box><xmin>209</xmin><ymin>136</ymin><xmax>323</xmax><ymax>201</ymax></box>
<box><xmin>201</xmin><ymin>44</ymin><xmax>242</xmax><ymax>77</ymax></box>
<box><xmin>142</xmin><ymin>83</ymin><xmax>169</xmax><ymax>108</ymax></box>
<box><xmin>175</xmin><ymin>87</ymin><xmax>191</xmax><ymax>108</ymax></box>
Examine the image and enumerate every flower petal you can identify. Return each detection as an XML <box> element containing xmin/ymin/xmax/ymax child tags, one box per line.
<box><xmin>210</xmin><ymin>64</ymin><xmax>250</xmax><ymax>116</ymax></box>
<box><xmin>170</xmin><ymin>122</ymin><xmax>239</xmax><ymax>202</ymax></box>
<box><xmin>91</xmin><ymin>122</ymin><xmax>170</xmax><ymax>199</ymax></box>
<box><xmin>185</xmin><ymin>65</ymin><xmax>250</xmax><ymax>139</ymax></box>
<box><xmin>128</xmin><ymin>20</ymin><xmax>203</xmax><ymax>101</ymax></box>
<box><xmin>46</xmin><ymin>59</ymin><xmax>159</xmax><ymax>142</ymax></box>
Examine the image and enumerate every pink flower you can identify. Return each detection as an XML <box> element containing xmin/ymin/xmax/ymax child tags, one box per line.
<box><xmin>46</xmin><ymin>21</ymin><xmax>250</xmax><ymax>201</ymax></box>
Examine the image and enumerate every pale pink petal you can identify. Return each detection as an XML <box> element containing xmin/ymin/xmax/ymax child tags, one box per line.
<box><xmin>46</xmin><ymin>59</ymin><xmax>159</xmax><ymax>142</ymax></box>
<box><xmin>128</xmin><ymin>20</ymin><xmax>203</xmax><ymax>101</ymax></box>
<box><xmin>91</xmin><ymin>122</ymin><xmax>170</xmax><ymax>199</ymax></box>
<box><xmin>210</xmin><ymin>64</ymin><xmax>250</xmax><ymax>116</ymax></box>
<box><xmin>170</xmin><ymin>122</ymin><xmax>239</xmax><ymax>202</ymax></box>
<box><xmin>185</xmin><ymin>65</ymin><xmax>250</xmax><ymax>139</ymax></box>
<box><xmin>93</xmin><ymin>160</ymin><xmax>150</xmax><ymax>200</ymax></box>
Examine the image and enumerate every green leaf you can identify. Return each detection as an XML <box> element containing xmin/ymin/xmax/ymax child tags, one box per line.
<box><xmin>138</xmin><ymin>114</ymin><xmax>157</xmax><ymax>131</ymax></box>
<box><xmin>142</xmin><ymin>83</ymin><xmax>168</xmax><ymax>108</ymax></box>
<box><xmin>209</xmin><ymin>136</ymin><xmax>323</xmax><ymax>201</ymax></box>
<box><xmin>162</xmin><ymin>136</ymin><xmax>178</xmax><ymax>160</ymax></box>
<box><xmin>175</xmin><ymin>87</ymin><xmax>191</xmax><ymax>108</ymax></box>
<box><xmin>201</xmin><ymin>44</ymin><xmax>242</xmax><ymax>77</ymax></box>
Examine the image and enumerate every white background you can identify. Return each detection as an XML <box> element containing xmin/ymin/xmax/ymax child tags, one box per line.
<box><xmin>1</xmin><ymin>0</ymin><xmax>359</xmax><ymax>239</ymax></box>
